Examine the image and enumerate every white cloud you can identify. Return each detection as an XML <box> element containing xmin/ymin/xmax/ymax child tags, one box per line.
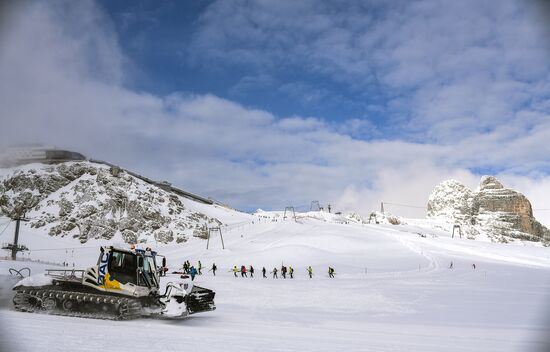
<box><xmin>190</xmin><ymin>0</ymin><xmax>550</xmax><ymax>143</ymax></box>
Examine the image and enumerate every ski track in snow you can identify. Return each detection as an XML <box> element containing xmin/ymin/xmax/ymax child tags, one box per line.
<box><xmin>0</xmin><ymin>214</ymin><xmax>549</xmax><ymax>351</ymax></box>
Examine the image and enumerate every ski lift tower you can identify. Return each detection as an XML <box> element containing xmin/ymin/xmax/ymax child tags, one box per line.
<box><xmin>310</xmin><ymin>201</ymin><xmax>321</xmax><ymax>211</ymax></box>
<box><xmin>206</xmin><ymin>226</ymin><xmax>225</xmax><ymax>250</ymax></box>
<box><xmin>2</xmin><ymin>215</ymin><xmax>30</xmax><ymax>260</ymax></box>
<box><xmin>283</xmin><ymin>206</ymin><xmax>297</xmax><ymax>222</ymax></box>
<box><xmin>452</xmin><ymin>224</ymin><xmax>462</xmax><ymax>239</ymax></box>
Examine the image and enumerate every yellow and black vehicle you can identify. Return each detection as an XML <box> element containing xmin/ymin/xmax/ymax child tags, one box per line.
<box><xmin>12</xmin><ymin>246</ymin><xmax>215</xmax><ymax>320</ymax></box>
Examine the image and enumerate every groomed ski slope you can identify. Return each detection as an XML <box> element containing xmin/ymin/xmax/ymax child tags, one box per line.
<box><xmin>1</xmin><ymin>213</ymin><xmax>549</xmax><ymax>352</ymax></box>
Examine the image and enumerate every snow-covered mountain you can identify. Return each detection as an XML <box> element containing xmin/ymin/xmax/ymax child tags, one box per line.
<box><xmin>0</xmin><ymin>161</ymin><xmax>250</xmax><ymax>244</ymax></box>
<box><xmin>2</xmin><ymin>154</ymin><xmax>549</xmax><ymax>249</ymax></box>
<box><xmin>427</xmin><ymin>176</ymin><xmax>550</xmax><ymax>244</ymax></box>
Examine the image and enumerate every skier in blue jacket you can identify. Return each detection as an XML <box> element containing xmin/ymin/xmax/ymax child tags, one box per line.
<box><xmin>189</xmin><ymin>266</ymin><xmax>198</xmax><ymax>281</ymax></box>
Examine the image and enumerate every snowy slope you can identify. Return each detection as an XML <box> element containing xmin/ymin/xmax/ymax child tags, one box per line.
<box><xmin>1</xmin><ymin>211</ymin><xmax>549</xmax><ymax>352</ymax></box>
<box><xmin>0</xmin><ymin>162</ymin><xmax>252</xmax><ymax>244</ymax></box>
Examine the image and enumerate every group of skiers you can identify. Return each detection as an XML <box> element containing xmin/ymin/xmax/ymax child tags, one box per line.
<box><xmin>232</xmin><ymin>265</ymin><xmax>255</xmax><ymax>277</ymax></box>
<box><xmin>269</xmin><ymin>265</ymin><xmax>294</xmax><ymax>279</ymax></box>
<box><xmin>230</xmin><ymin>265</ymin><xmax>335</xmax><ymax>279</ymax></box>
<box><xmin>181</xmin><ymin>260</ymin><xmax>198</xmax><ymax>280</ymax></box>
<box><xmin>180</xmin><ymin>259</ymin><xmax>477</xmax><ymax>279</ymax></box>
<box><xmin>181</xmin><ymin>259</ymin><xmax>336</xmax><ymax>279</ymax></box>
<box><xmin>181</xmin><ymin>260</ymin><xmax>220</xmax><ymax>280</ymax></box>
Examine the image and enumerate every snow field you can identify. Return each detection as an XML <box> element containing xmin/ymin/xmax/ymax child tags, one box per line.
<box><xmin>0</xmin><ymin>213</ymin><xmax>549</xmax><ymax>351</ymax></box>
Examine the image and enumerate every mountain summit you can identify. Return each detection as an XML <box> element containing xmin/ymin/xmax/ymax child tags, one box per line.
<box><xmin>427</xmin><ymin>176</ymin><xmax>550</xmax><ymax>244</ymax></box>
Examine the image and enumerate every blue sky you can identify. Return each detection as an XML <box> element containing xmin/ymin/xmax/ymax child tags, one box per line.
<box><xmin>97</xmin><ymin>0</ymin><xmax>389</xmax><ymax>135</ymax></box>
<box><xmin>93</xmin><ymin>0</ymin><xmax>550</xmax><ymax>146</ymax></box>
<box><xmin>1</xmin><ymin>0</ymin><xmax>550</xmax><ymax>222</ymax></box>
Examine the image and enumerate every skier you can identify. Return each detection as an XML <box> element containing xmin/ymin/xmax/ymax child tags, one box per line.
<box><xmin>307</xmin><ymin>266</ymin><xmax>313</xmax><ymax>278</ymax></box>
<box><xmin>272</xmin><ymin>267</ymin><xmax>278</xmax><ymax>279</ymax></box>
<box><xmin>289</xmin><ymin>266</ymin><xmax>294</xmax><ymax>279</ymax></box>
<box><xmin>249</xmin><ymin>265</ymin><xmax>254</xmax><ymax>278</ymax></box>
<box><xmin>241</xmin><ymin>265</ymin><xmax>248</xmax><ymax>278</ymax></box>
<box><xmin>472</xmin><ymin>263</ymin><xmax>476</xmax><ymax>269</ymax></box>
<box><xmin>449</xmin><ymin>261</ymin><xmax>454</xmax><ymax>269</ymax></box>
<box><xmin>212</xmin><ymin>263</ymin><xmax>217</xmax><ymax>276</ymax></box>
<box><xmin>198</xmin><ymin>260</ymin><xmax>203</xmax><ymax>275</ymax></box>
<box><xmin>189</xmin><ymin>266</ymin><xmax>198</xmax><ymax>281</ymax></box>
<box><xmin>281</xmin><ymin>266</ymin><xmax>287</xmax><ymax>279</ymax></box>
<box><xmin>233</xmin><ymin>265</ymin><xmax>239</xmax><ymax>277</ymax></box>
<box><xmin>328</xmin><ymin>267</ymin><xmax>335</xmax><ymax>278</ymax></box>
<box><xmin>262</xmin><ymin>267</ymin><xmax>267</xmax><ymax>278</ymax></box>
<box><xmin>183</xmin><ymin>261</ymin><xmax>188</xmax><ymax>274</ymax></box>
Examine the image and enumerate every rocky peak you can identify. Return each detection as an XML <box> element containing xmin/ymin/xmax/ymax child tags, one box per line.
<box><xmin>478</xmin><ymin>175</ymin><xmax>504</xmax><ymax>191</ymax></box>
<box><xmin>427</xmin><ymin>176</ymin><xmax>549</xmax><ymax>244</ymax></box>
<box><xmin>0</xmin><ymin>162</ymin><xmax>224</xmax><ymax>244</ymax></box>
<box><xmin>474</xmin><ymin>179</ymin><xmax>532</xmax><ymax>217</ymax></box>
<box><xmin>427</xmin><ymin>179</ymin><xmax>473</xmax><ymax>222</ymax></box>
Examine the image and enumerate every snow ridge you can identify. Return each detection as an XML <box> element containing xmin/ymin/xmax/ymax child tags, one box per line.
<box><xmin>0</xmin><ymin>162</ymin><xmax>246</xmax><ymax>244</ymax></box>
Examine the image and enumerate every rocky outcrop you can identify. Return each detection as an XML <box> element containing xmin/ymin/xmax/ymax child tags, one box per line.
<box><xmin>427</xmin><ymin>180</ymin><xmax>474</xmax><ymax>223</ymax></box>
<box><xmin>427</xmin><ymin>176</ymin><xmax>550</xmax><ymax>244</ymax></box>
<box><xmin>367</xmin><ymin>211</ymin><xmax>401</xmax><ymax>225</ymax></box>
<box><xmin>0</xmin><ymin>162</ymin><xmax>222</xmax><ymax>244</ymax></box>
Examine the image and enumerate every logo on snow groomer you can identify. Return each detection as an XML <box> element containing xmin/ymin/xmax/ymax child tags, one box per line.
<box><xmin>98</xmin><ymin>252</ymin><xmax>109</xmax><ymax>285</ymax></box>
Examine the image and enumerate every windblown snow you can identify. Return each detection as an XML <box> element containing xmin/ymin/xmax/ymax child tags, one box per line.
<box><xmin>0</xmin><ymin>207</ymin><xmax>549</xmax><ymax>352</ymax></box>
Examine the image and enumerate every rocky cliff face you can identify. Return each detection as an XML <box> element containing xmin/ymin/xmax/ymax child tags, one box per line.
<box><xmin>0</xmin><ymin>162</ymin><xmax>223</xmax><ymax>244</ymax></box>
<box><xmin>427</xmin><ymin>176</ymin><xmax>550</xmax><ymax>244</ymax></box>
